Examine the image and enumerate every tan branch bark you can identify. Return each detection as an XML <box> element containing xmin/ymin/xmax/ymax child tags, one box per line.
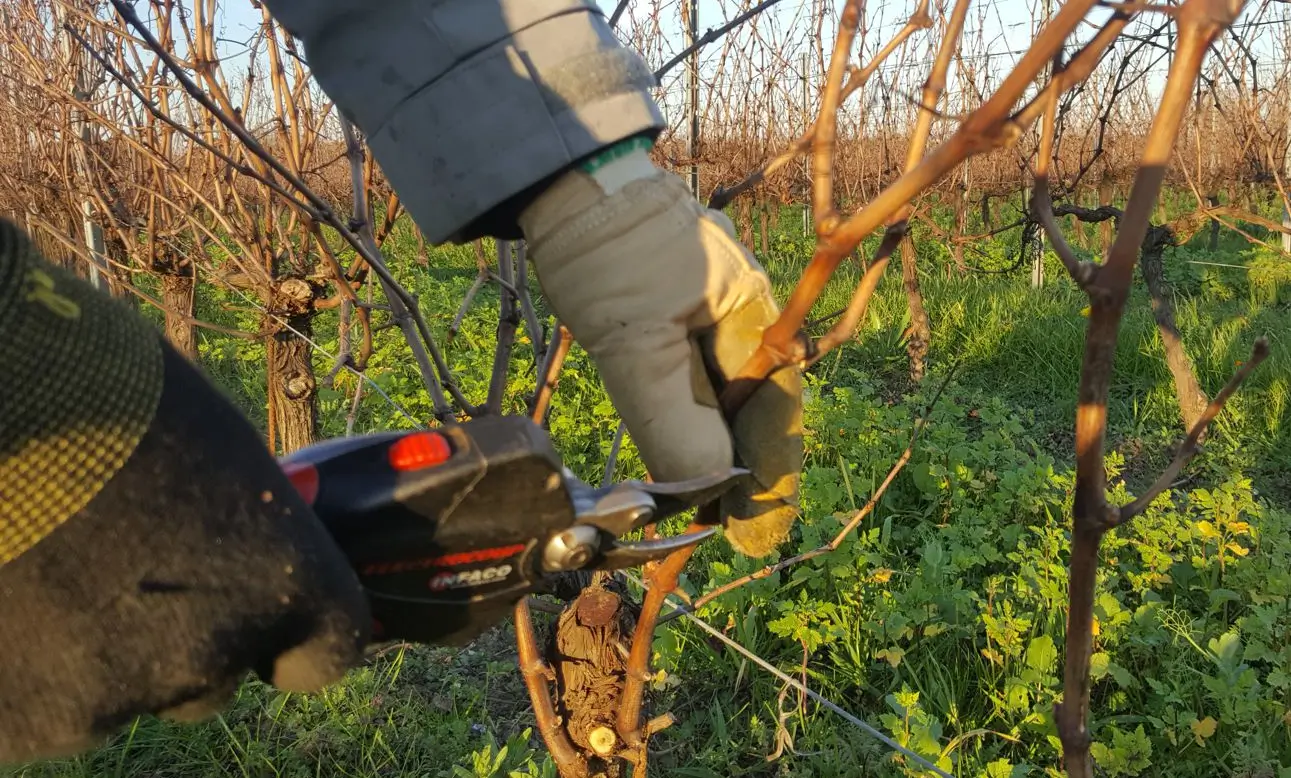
<box><xmin>810</xmin><ymin>0</ymin><xmax>862</xmax><ymax>233</ymax></box>
<box><xmin>721</xmin><ymin>0</ymin><xmax>1102</xmax><ymax>415</ymax></box>
<box><xmin>515</xmin><ymin>598</ymin><xmax>588</xmax><ymax>777</ymax></box>
<box><xmin>1055</xmin><ymin>2</ymin><xmax>1253</xmax><ymax>773</ymax></box>
<box><xmin>529</xmin><ymin>323</ymin><xmax>574</xmax><ymax>426</ymax></box>
<box><xmin>615</xmin><ymin>519</ymin><xmax>708</xmax><ymax>749</ymax></box>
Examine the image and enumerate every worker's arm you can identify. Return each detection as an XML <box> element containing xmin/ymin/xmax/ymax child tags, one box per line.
<box><xmin>262</xmin><ymin>0</ymin><xmax>665</xmax><ymax>245</ymax></box>
<box><xmin>264</xmin><ymin>0</ymin><xmax>804</xmax><ymax>556</ymax></box>
<box><xmin>2</xmin><ymin>2</ymin><xmax>802</xmax><ymax>765</ymax></box>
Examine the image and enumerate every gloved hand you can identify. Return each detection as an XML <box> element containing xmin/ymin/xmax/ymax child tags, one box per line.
<box><xmin>0</xmin><ymin>221</ymin><xmax>370</xmax><ymax>765</ymax></box>
<box><xmin>260</xmin><ymin>0</ymin><xmax>799</xmax><ymax>553</ymax></box>
<box><xmin>519</xmin><ymin>146</ymin><xmax>803</xmax><ymax>557</ymax></box>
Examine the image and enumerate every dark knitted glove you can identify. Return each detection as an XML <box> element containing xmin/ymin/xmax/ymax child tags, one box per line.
<box><xmin>0</xmin><ymin>220</ymin><xmax>370</xmax><ymax>764</ymax></box>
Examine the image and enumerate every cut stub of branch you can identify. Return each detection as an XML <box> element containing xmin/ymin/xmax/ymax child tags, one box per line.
<box><xmin>545</xmin><ymin>572</ymin><xmax>647</xmax><ymax>777</ymax></box>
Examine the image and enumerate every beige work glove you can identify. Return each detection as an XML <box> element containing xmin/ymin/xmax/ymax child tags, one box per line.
<box><xmin>519</xmin><ymin>150</ymin><xmax>802</xmax><ymax>557</ymax></box>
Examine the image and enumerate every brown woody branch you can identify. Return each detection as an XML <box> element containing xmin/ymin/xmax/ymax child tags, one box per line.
<box><xmin>1024</xmin><ymin>9</ymin><xmax>1139</xmax><ymax>287</ymax></box>
<box><xmin>67</xmin><ymin>23</ymin><xmax>316</xmax><ymax>226</ymax></box>
<box><xmin>916</xmin><ymin>213</ymin><xmax>1029</xmax><ymax>244</ymax></box>
<box><xmin>615</xmin><ymin>517</ymin><xmax>710</xmax><ymax>750</ymax></box>
<box><xmin>485</xmin><ymin>240</ymin><xmax>520</xmax><ymax>415</ymax></box>
<box><xmin>720</xmin><ymin>0</ymin><xmax>1105</xmax><ymax>415</ymax></box>
<box><xmin>663</xmin><ymin>367</ymin><xmax>955</xmax><ymax>622</ymax></box>
<box><xmin>606</xmin><ymin>2</ymin><xmax>972</xmax><ymax>759</ymax></box>
<box><xmin>808</xmin><ymin>236</ymin><xmax>894</xmax><ymax>359</ymax></box>
<box><xmin>1015</xmin><ymin>10</ymin><xmax>1136</xmax><ymax>129</ymax></box>
<box><xmin>1053</xmin><ymin>1</ymin><xmax>1253</xmax><ymax>774</ymax></box>
<box><xmin>653</xmin><ymin>0</ymin><xmax>786</xmax><ymax>82</ymax></box>
<box><xmin>26</xmin><ymin>214</ymin><xmax>260</xmax><ymax>339</ymax></box>
<box><xmin>513</xmin><ymin>242</ymin><xmax>547</xmax><ymax>365</ymax></box>
<box><xmin>312</xmin><ymin>227</ymin><xmax>373</xmax><ymax>372</ymax></box>
<box><xmin>602</xmin><ymin>421</ymin><xmax>628</xmax><ymax>488</ymax></box>
<box><xmin>605</xmin><ymin>1</ymin><xmax>1105</xmax><ymax>769</ymax></box>
<box><xmin>810</xmin><ymin>0</ymin><xmax>863</xmax><ymax>233</ymax></box>
<box><xmin>514</xmin><ymin>598</ymin><xmax>587</xmax><ymax>776</ymax></box>
<box><xmin>707</xmin><ymin>0</ymin><xmax>932</xmax><ymax>211</ymax></box>
<box><xmin>344</xmin><ymin>370</ymin><xmax>366</xmax><ymax>436</ymax></box>
<box><xmin>105</xmin><ymin>0</ymin><xmax>478</xmax><ymax>420</ymax></box>
<box><xmin>1032</xmin><ymin>94</ymin><xmax>1099</xmax><ymax>287</ymax></box>
<box><xmin>449</xmin><ymin>243</ymin><xmax>490</xmax><ymax>342</ymax></box>
<box><xmin>17</xmin><ymin>62</ymin><xmax>270</xmax><ymax>290</ymax></box>
<box><xmin>829</xmin><ymin>0</ymin><xmax>971</xmax><ymax>372</ymax></box>
<box><xmin>339</xmin><ymin>118</ymin><xmax>457</xmax><ymax>421</ymax></box>
<box><xmin>1180</xmin><ymin>205</ymin><xmax>1291</xmax><ymax>240</ymax></box>
<box><xmin>529</xmin><ymin>323</ymin><xmax>574</xmax><ymax>426</ymax></box>
<box><xmin>1118</xmin><ymin>337</ymin><xmax>1268</xmax><ymax>522</ymax></box>
<box><xmin>514</xmin><ymin>364</ymin><xmax>590</xmax><ymax>775</ymax></box>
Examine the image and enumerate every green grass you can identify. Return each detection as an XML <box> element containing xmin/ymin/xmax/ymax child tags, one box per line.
<box><xmin>9</xmin><ymin>197</ymin><xmax>1291</xmax><ymax>778</ymax></box>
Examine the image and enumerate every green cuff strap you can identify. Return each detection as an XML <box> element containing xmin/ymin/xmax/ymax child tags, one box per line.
<box><xmin>578</xmin><ymin>137</ymin><xmax>655</xmax><ymax>177</ymax></box>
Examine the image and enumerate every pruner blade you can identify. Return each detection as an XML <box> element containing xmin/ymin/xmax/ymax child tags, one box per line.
<box><xmin>548</xmin><ymin>466</ymin><xmax>748</xmax><ymax>573</ymax></box>
<box><xmin>597</xmin><ymin>527</ymin><xmax>720</xmax><ymax>570</ymax></box>
<box><xmin>566</xmin><ymin>467</ymin><xmax>749</xmax><ymax>538</ymax></box>
<box><xmin>622</xmin><ymin>467</ymin><xmax>752</xmax><ymax>525</ymax></box>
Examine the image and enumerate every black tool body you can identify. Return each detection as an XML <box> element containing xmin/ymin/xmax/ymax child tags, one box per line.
<box><xmin>280</xmin><ymin>416</ymin><xmax>576</xmax><ymax>645</ymax></box>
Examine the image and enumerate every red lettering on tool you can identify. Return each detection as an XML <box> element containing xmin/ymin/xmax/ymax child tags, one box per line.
<box><xmin>360</xmin><ymin>543</ymin><xmax>526</xmax><ymax>576</ymax></box>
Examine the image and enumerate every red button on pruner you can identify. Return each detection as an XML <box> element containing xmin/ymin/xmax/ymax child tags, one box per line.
<box><xmin>388</xmin><ymin>431</ymin><xmax>453</xmax><ymax>471</ymax></box>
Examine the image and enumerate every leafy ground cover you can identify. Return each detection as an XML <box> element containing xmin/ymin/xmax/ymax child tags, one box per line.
<box><xmin>8</xmin><ymin>198</ymin><xmax>1290</xmax><ymax>778</ymax></box>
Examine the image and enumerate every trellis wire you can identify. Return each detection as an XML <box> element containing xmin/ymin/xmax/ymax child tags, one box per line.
<box><xmin>623</xmin><ymin>572</ymin><xmax>955</xmax><ymax>778</ymax></box>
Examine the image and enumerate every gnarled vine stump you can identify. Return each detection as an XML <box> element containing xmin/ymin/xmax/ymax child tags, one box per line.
<box><xmin>546</xmin><ymin>572</ymin><xmax>642</xmax><ymax>777</ymax></box>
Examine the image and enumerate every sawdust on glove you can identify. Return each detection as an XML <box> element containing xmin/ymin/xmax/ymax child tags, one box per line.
<box><xmin>519</xmin><ymin>150</ymin><xmax>802</xmax><ymax>557</ymax></box>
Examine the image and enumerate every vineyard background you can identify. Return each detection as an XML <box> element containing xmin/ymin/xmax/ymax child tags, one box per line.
<box><xmin>2</xmin><ymin>0</ymin><xmax>1291</xmax><ymax>775</ymax></box>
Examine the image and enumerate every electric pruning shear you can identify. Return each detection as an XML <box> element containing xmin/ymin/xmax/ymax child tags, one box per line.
<box><xmin>279</xmin><ymin>415</ymin><xmax>744</xmax><ymax>646</ymax></box>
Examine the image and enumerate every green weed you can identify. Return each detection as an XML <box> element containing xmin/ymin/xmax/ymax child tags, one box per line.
<box><xmin>9</xmin><ymin>202</ymin><xmax>1290</xmax><ymax>777</ymax></box>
